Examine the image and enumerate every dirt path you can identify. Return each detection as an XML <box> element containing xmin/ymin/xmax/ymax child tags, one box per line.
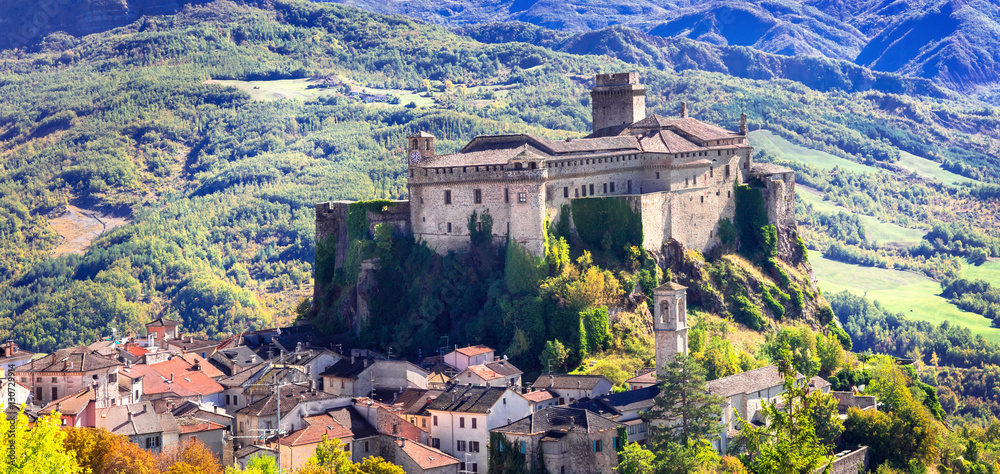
<box><xmin>49</xmin><ymin>205</ymin><xmax>130</xmax><ymax>257</ymax></box>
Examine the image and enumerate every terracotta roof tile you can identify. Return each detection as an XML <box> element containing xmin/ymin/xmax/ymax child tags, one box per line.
<box><xmin>396</xmin><ymin>439</ymin><xmax>459</xmax><ymax>469</ymax></box>
<box><xmin>454</xmin><ymin>345</ymin><xmax>494</xmax><ymax>357</ymax></box>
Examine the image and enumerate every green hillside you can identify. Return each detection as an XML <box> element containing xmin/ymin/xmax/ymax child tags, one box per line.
<box><xmin>1</xmin><ymin>0</ymin><xmax>999</xmax><ymax>353</ymax></box>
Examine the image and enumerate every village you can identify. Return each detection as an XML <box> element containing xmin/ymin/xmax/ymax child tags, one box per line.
<box><xmin>2</xmin><ymin>281</ymin><xmax>873</xmax><ymax>473</ymax></box>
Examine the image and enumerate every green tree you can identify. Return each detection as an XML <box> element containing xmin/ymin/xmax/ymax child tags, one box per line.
<box><xmin>1</xmin><ymin>409</ymin><xmax>83</xmax><ymax>474</ymax></box>
<box><xmin>615</xmin><ymin>442</ymin><xmax>655</xmax><ymax>474</ymax></box>
<box><xmin>539</xmin><ymin>339</ymin><xmax>569</xmax><ymax>372</ymax></box>
<box><xmin>224</xmin><ymin>453</ymin><xmax>277</xmax><ymax>474</ymax></box>
<box><xmin>643</xmin><ymin>354</ymin><xmax>725</xmax><ymax>473</ymax></box>
<box><xmin>735</xmin><ymin>347</ymin><xmax>834</xmax><ymax>474</ymax></box>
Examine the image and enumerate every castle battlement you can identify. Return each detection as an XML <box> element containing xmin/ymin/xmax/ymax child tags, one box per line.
<box><xmin>318</xmin><ymin>72</ymin><xmax>795</xmax><ymax>263</ymax></box>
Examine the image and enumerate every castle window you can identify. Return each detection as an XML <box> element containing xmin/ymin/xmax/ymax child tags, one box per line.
<box><xmin>701</xmin><ymin>196</ymin><xmax>704</xmax><ymax>203</ymax></box>
<box><xmin>518</xmin><ymin>192</ymin><xmax>527</xmax><ymax>203</ymax></box>
<box><xmin>444</xmin><ymin>190</ymin><xmax>452</xmax><ymax>205</ymax></box>
<box><xmin>610</xmin><ymin>182</ymin><xmax>615</xmax><ymax>193</ymax></box>
<box><xmin>447</xmin><ymin>223</ymin><xmax>452</xmax><ymax>233</ymax></box>
<box><xmin>581</xmin><ymin>186</ymin><xmax>586</xmax><ymax>197</ymax></box>
<box><xmin>474</xmin><ymin>189</ymin><xmax>482</xmax><ymax>204</ymax></box>
<box><xmin>603</xmin><ymin>183</ymin><xmax>608</xmax><ymax>194</ymax></box>
<box><xmin>725</xmin><ymin>165</ymin><xmax>731</xmax><ymax>179</ymax></box>
<box><xmin>463</xmin><ymin>167</ymin><xmax>467</xmax><ymax>173</ymax></box>
<box><xmin>710</xmin><ymin>167</ymin><xmax>714</xmax><ymax>178</ymax></box>
<box><xmin>728</xmin><ymin>190</ymin><xmax>732</xmax><ymax>198</ymax></box>
<box><xmin>685</xmin><ymin>178</ymin><xmax>689</xmax><ymax>187</ymax></box>
<box><xmin>627</xmin><ymin>180</ymin><xmax>632</xmax><ymax>193</ymax></box>
<box><xmin>589</xmin><ymin>184</ymin><xmax>594</xmax><ymax>195</ymax></box>
<box><xmin>505</xmin><ymin>188</ymin><xmax>509</xmax><ymax>202</ymax></box>
<box><xmin>575</xmin><ymin>189</ymin><xmax>579</xmax><ymax>198</ymax></box>
<box><xmin>449</xmin><ymin>168</ymin><xmax>454</xmax><ymax>174</ymax></box>
<box><xmin>656</xmin><ymin>172</ymin><xmax>660</xmax><ymax>179</ymax></box>
<box><xmin>563</xmin><ymin>187</ymin><xmax>569</xmax><ymax>198</ymax></box>
<box><xmin>530</xmin><ymin>162</ymin><xmax>537</xmax><ymax>170</ymax></box>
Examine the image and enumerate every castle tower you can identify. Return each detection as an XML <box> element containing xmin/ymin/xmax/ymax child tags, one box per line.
<box><xmin>653</xmin><ymin>282</ymin><xmax>688</xmax><ymax>370</ymax></box>
<box><xmin>591</xmin><ymin>72</ymin><xmax>646</xmax><ymax>133</ymax></box>
<box><xmin>407</xmin><ymin>131</ymin><xmax>435</xmax><ymax>165</ymax></box>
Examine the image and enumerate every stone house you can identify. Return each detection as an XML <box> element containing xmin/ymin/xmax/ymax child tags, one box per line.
<box><xmin>320</xmin><ymin>357</ymin><xmax>429</xmax><ymax>399</ymax></box>
<box><xmin>95</xmin><ymin>402</ymin><xmax>169</xmax><ymax>453</ymax></box>
<box><xmin>39</xmin><ymin>387</ymin><xmax>95</xmax><ymax>428</ymax></box>
<box><xmin>442</xmin><ymin>345</ymin><xmax>494</xmax><ymax>372</ymax></box>
<box><xmin>176</xmin><ymin>416</ymin><xmax>228</xmax><ymax>460</ymax></box>
<box><xmin>572</xmin><ymin>385</ymin><xmax>659</xmax><ymax>445</ymax></box>
<box><xmin>625</xmin><ymin>368</ymin><xmax>657</xmax><ymax>390</ymax></box>
<box><xmin>523</xmin><ymin>389</ymin><xmax>559</xmax><ymax>413</ymax></box>
<box><xmin>14</xmin><ymin>346</ymin><xmax>120</xmax><ymax>409</ymax></box>
<box><xmin>277</xmin><ymin>405</ymin><xmax>380</xmax><ymax>469</ymax></box>
<box><xmin>128</xmin><ymin>356</ymin><xmax>226</xmax><ymax>407</ymax></box>
<box><xmin>530</xmin><ymin>374</ymin><xmax>614</xmax><ymax>405</ymax></box>
<box><xmin>387</xmin><ymin>388</ymin><xmax>444</xmax><ymax>433</ymax></box>
<box><xmin>145</xmin><ymin>318</ymin><xmax>180</xmax><ymax>348</ymax></box>
<box><xmin>425</xmin><ymin>385</ymin><xmax>532</xmax><ymax>473</ymax></box>
<box><xmin>492</xmin><ymin>406</ymin><xmax>625</xmax><ymax>474</ymax></box>
<box><xmin>166</xmin><ymin>336</ymin><xmax>219</xmax><ymax>359</ymax></box>
<box><xmin>705</xmin><ymin>364</ymin><xmax>798</xmax><ymax>453</ymax></box>
<box><xmin>233</xmin><ymin>383</ymin><xmax>343</xmax><ymax>444</ymax></box>
<box><xmin>453</xmin><ymin>359</ymin><xmax>522</xmax><ymax>388</ymax></box>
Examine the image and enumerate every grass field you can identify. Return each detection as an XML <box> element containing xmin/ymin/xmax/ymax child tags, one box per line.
<box><xmin>897</xmin><ymin>151</ymin><xmax>978</xmax><ymax>186</ymax></box>
<box><xmin>797</xmin><ymin>187</ymin><xmax>926</xmax><ymax>245</ymax></box>
<box><xmin>749</xmin><ymin>130</ymin><xmax>878</xmax><ymax>174</ymax></box>
<box><xmin>812</xmin><ymin>256</ymin><xmax>1000</xmax><ymax>342</ymax></box>
<box><xmin>962</xmin><ymin>258</ymin><xmax>1000</xmax><ymax>284</ymax></box>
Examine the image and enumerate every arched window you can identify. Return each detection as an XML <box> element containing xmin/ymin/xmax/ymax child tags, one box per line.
<box><xmin>661</xmin><ymin>302</ymin><xmax>671</xmax><ymax>325</ymax></box>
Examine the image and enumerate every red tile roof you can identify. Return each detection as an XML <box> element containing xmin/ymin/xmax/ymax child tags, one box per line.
<box><xmin>177</xmin><ymin>418</ymin><xmax>226</xmax><ymax>434</ymax></box>
<box><xmin>40</xmin><ymin>388</ymin><xmax>94</xmax><ymax>415</ymax></box>
<box><xmin>465</xmin><ymin>364</ymin><xmax>502</xmax><ymax>381</ymax></box>
<box><xmin>127</xmin><ymin>346</ymin><xmax>149</xmax><ymax>357</ymax></box>
<box><xmin>396</xmin><ymin>439</ymin><xmax>459</xmax><ymax>469</ymax></box>
<box><xmin>128</xmin><ymin>358</ymin><xmax>224</xmax><ymax>398</ymax></box>
<box><xmin>454</xmin><ymin>345</ymin><xmax>493</xmax><ymax>357</ymax></box>
<box><xmin>279</xmin><ymin>413</ymin><xmax>353</xmax><ymax>447</ymax></box>
<box><xmin>523</xmin><ymin>390</ymin><xmax>558</xmax><ymax>403</ymax></box>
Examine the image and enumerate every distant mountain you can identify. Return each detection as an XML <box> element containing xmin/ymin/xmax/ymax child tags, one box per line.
<box><xmin>459</xmin><ymin>23</ymin><xmax>946</xmax><ymax>97</ymax></box>
<box><xmin>0</xmin><ymin>0</ymin><xmax>214</xmax><ymax>49</ymax></box>
<box><xmin>324</xmin><ymin>0</ymin><xmax>1000</xmax><ymax>100</ymax></box>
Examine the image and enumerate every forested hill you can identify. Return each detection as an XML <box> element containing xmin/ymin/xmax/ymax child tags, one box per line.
<box><xmin>1</xmin><ymin>0</ymin><xmax>999</xmax><ymax>353</ymax></box>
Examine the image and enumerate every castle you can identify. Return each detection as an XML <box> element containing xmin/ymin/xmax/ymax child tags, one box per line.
<box><xmin>316</xmin><ymin>72</ymin><xmax>795</xmax><ymax>265</ymax></box>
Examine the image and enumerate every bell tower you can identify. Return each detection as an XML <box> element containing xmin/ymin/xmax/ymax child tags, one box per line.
<box><xmin>591</xmin><ymin>72</ymin><xmax>646</xmax><ymax>134</ymax></box>
<box><xmin>653</xmin><ymin>282</ymin><xmax>688</xmax><ymax>370</ymax></box>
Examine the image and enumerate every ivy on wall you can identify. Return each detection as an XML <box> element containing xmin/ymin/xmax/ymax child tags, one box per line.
<box><xmin>570</xmin><ymin>197</ymin><xmax>642</xmax><ymax>254</ymax></box>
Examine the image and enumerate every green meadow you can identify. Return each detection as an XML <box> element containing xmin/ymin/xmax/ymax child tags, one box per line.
<box><xmin>812</xmin><ymin>256</ymin><xmax>1000</xmax><ymax>342</ymax></box>
<box><xmin>797</xmin><ymin>187</ymin><xmax>926</xmax><ymax>245</ymax></box>
<box><xmin>749</xmin><ymin>129</ymin><xmax>878</xmax><ymax>174</ymax></box>
<box><xmin>897</xmin><ymin>151</ymin><xmax>979</xmax><ymax>186</ymax></box>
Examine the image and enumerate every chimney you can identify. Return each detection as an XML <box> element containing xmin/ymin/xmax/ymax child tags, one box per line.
<box><xmin>739</xmin><ymin>112</ymin><xmax>748</xmax><ymax>135</ymax></box>
<box><xmin>296</xmin><ymin>342</ymin><xmax>302</xmax><ymax>354</ymax></box>
<box><xmin>401</xmin><ymin>438</ymin><xmax>406</xmax><ymax>447</ymax></box>
<box><xmin>352</xmin><ymin>355</ymin><xmax>356</xmax><ymax>364</ymax></box>
<box><xmin>680</xmin><ymin>102</ymin><xmax>688</xmax><ymax>118</ymax></box>
<box><xmin>364</xmin><ymin>358</ymin><xmax>369</xmax><ymax>368</ymax></box>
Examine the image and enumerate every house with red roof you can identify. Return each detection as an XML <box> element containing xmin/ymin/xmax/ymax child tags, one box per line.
<box><xmin>380</xmin><ymin>438</ymin><xmax>459</xmax><ymax>474</ymax></box>
<box><xmin>176</xmin><ymin>416</ymin><xmax>228</xmax><ymax>460</ymax></box>
<box><xmin>453</xmin><ymin>359</ymin><xmax>522</xmax><ymax>388</ymax></box>
<box><xmin>127</xmin><ymin>356</ymin><xmax>226</xmax><ymax>406</ymax></box>
<box><xmin>442</xmin><ymin>345</ymin><xmax>494</xmax><ymax>372</ymax></box>
<box><xmin>39</xmin><ymin>387</ymin><xmax>96</xmax><ymax>428</ymax></box>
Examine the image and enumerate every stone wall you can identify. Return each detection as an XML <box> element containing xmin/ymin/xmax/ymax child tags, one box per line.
<box><xmin>315</xmin><ymin>201</ymin><xmax>350</xmax><ymax>270</ymax></box>
<box><xmin>824</xmin><ymin>447</ymin><xmax>868</xmax><ymax>474</ymax></box>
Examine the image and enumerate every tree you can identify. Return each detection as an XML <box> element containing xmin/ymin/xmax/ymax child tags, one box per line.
<box><xmin>311</xmin><ymin>437</ymin><xmax>356</xmax><ymax>472</ymax></box>
<box><xmin>1</xmin><ymin>409</ymin><xmax>83</xmax><ymax>474</ymax></box>
<box><xmin>615</xmin><ymin>442</ymin><xmax>655</xmax><ymax>474</ymax></box>
<box><xmin>158</xmin><ymin>439</ymin><xmax>222</xmax><ymax>474</ymax></box>
<box><xmin>539</xmin><ymin>339</ymin><xmax>568</xmax><ymax>372</ymax></box>
<box><xmin>645</xmin><ymin>353</ymin><xmax>725</xmax><ymax>446</ymax></box>
<box><xmin>356</xmin><ymin>457</ymin><xmax>405</xmax><ymax>474</ymax></box>
<box><xmin>224</xmin><ymin>454</ymin><xmax>277</xmax><ymax>474</ymax></box>
<box><xmin>735</xmin><ymin>347</ymin><xmax>834</xmax><ymax>474</ymax></box>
